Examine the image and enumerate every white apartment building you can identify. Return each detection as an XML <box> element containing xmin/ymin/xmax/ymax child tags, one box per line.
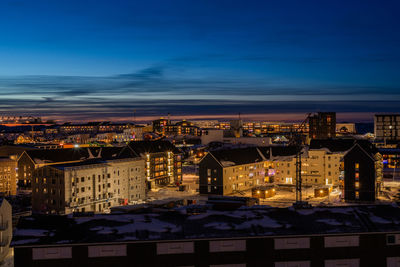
<box><xmin>32</xmin><ymin>157</ymin><xmax>146</xmax><ymax>214</ymax></box>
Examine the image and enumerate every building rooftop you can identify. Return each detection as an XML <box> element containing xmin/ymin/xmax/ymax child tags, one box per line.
<box><xmin>310</xmin><ymin>139</ymin><xmax>378</xmax><ymax>155</ymax></box>
<box><xmin>128</xmin><ymin>140</ymin><xmax>181</xmax><ymax>155</ymax></box>
<box><xmin>11</xmin><ymin>204</ymin><xmax>400</xmax><ymax>247</ymax></box>
<box><xmin>205</xmin><ymin>146</ymin><xmax>299</xmax><ymax>167</ymax></box>
<box><xmin>24</xmin><ymin>146</ymin><xmax>138</xmax><ymax>165</ymax></box>
<box><xmin>206</xmin><ymin>147</ymin><xmax>267</xmax><ymax>167</ymax></box>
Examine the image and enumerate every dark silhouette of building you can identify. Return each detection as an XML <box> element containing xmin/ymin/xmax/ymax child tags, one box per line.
<box><xmin>344</xmin><ymin>142</ymin><xmax>382</xmax><ymax>202</ymax></box>
<box><xmin>309</xmin><ymin>112</ymin><xmax>336</xmax><ymax>139</ymax></box>
<box><xmin>12</xmin><ymin>204</ymin><xmax>400</xmax><ymax>267</ymax></box>
<box><xmin>152</xmin><ymin>118</ymin><xmax>170</xmax><ymax>135</ymax></box>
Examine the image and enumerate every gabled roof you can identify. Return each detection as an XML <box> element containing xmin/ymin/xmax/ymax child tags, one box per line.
<box><xmin>257</xmin><ymin>146</ymin><xmax>299</xmax><ymax>159</ymax></box>
<box><xmin>207</xmin><ymin>147</ymin><xmax>266</xmax><ymax>167</ymax></box>
<box><xmin>49</xmin><ymin>159</ymin><xmax>108</xmax><ymax>170</ymax></box>
<box><xmin>127</xmin><ymin>140</ymin><xmax>181</xmax><ymax>155</ymax></box>
<box><xmin>310</xmin><ymin>139</ymin><xmax>378</xmax><ymax>155</ymax></box>
<box><xmin>0</xmin><ymin>144</ymin><xmax>38</xmax><ymax>157</ymax></box>
<box><xmin>344</xmin><ymin>143</ymin><xmax>377</xmax><ymax>161</ymax></box>
<box><xmin>23</xmin><ymin>146</ymin><xmax>138</xmax><ymax>165</ymax></box>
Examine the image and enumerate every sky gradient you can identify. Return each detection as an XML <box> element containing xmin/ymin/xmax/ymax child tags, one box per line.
<box><xmin>0</xmin><ymin>0</ymin><xmax>399</xmax><ymax>122</ymax></box>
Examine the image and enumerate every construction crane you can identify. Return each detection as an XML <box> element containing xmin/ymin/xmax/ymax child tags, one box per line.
<box><xmin>289</xmin><ymin>113</ymin><xmax>312</xmax><ymax>208</ymax></box>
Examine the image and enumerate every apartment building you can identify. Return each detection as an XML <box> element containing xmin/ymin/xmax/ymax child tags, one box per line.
<box><xmin>225</xmin><ymin>121</ymin><xmax>309</xmax><ymax>135</ymax></box>
<box><xmin>127</xmin><ymin>141</ymin><xmax>182</xmax><ymax>188</ymax></box>
<box><xmin>59</xmin><ymin>122</ymin><xmax>134</xmax><ymax>135</ymax></box>
<box><xmin>152</xmin><ymin>119</ymin><xmax>200</xmax><ymax>136</ymax></box>
<box><xmin>374</xmin><ymin>114</ymin><xmax>400</xmax><ymax>141</ymax></box>
<box><xmin>270</xmin><ymin>149</ymin><xmax>341</xmax><ymax>186</ymax></box>
<box><xmin>199</xmin><ymin>147</ymin><xmax>266</xmax><ymax>195</ymax></box>
<box><xmin>94</xmin><ymin>128</ymin><xmax>144</xmax><ymax>144</ymax></box>
<box><xmin>0</xmin><ymin>156</ymin><xmax>17</xmax><ymax>196</ymax></box>
<box><xmin>309</xmin><ymin>139</ymin><xmax>382</xmax><ymax>196</ymax></box>
<box><xmin>12</xmin><ymin>204</ymin><xmax>400</xmax><ymax>267</ymax></box>
<box><xmin>0</xmin><ymin>198</ymin><xmax>12</xmax><ymax>263</ymax></box>
<box><xmin>17</xmin><ymin>146</ymin><xmax>135</xmax><ymax>190</ymax></box>
<box><xmin>309</xmin><ymin>112</ymin><xmax>336</xmax><ymax>139</ymax></box>
<box><xmin>32</xmin><ymin>157</ymin><xmax>145</xmax><ymax>214</ymax></box>
<box><xmin>344</xmin><ymin>142</ymin><xmax>382</xmax><ymax>202</ymax></box>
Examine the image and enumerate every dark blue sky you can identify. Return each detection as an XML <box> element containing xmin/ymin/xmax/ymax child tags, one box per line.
<box><xmin>0</xmin><ymin>0</ymin><xmax>399</xmax><ymax>122</ymax></box>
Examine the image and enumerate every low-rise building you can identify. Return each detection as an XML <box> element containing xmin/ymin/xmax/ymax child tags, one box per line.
<box><xmin>336</xmin><ymin>123</ymin><xmax>356</xmax><ymax>134</ymax></box>
<box><xmin>223</xmin><ymin>136</ymin><xmax>272</xmax><ymax>146</ymax></box>
<box><xmin>60</xmin><ymin>122</ymin><xmax>134</xmax><ymax>135</ymax></box>
<box><xmin>17</xmin><ymin>146</ymin><xmax>137</xmax><ymax>190</ymax></box>
<box><xmin>32</xmin><ymin>157</ymin><xmax>145</xmax><ymax>214</ymax></box>
<box><xmin>0</xmin><ymin>156</ymin><xmax>17</xmax><ymax>196</ymax></box>
<box><xmin>268</xmin><ymin>149</ymin><xmax>341</xmax><ymax>186</ymax></box>
<box><xmin>199</xmin><ymin>147</ymin><xmax>266</xmax><ymax>195</ymax></box>
<box><xmin>153</xmin><ymin>119</ymin><xmax>200</xmax><ymax>137</ymax></box>
<box><xmin>127</xmin><ymin>141</ymin><xmax>182</xmax><ymax>188</ymax></box>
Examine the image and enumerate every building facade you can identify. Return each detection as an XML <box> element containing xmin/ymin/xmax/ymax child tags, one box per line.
<box><xmin>344</xmin><ymin>143</ymin><xmax>382</xmax><ymax>202</ymax></box>
<box><xmin>31</xmin><ymin>158</ymin><xmax>145</xmax><ymax>214</ymax></box>
<box><xmin>309</xmin><ymin>112</ymin><xmax>336</xmax><ymax>139</ymax></box>
<box><xmin>153</xmin><ymin>119</ymin><xmax>200</xmax><ymax>136</ymax></box>
<box><xmin>0</xmin><ymin>198</ymin><xmax>12</xmax><ymax>263</ymax></box>
<box><xmin>0</xmin><ymin>156</ymin><xmax>17</xmax><ymax>196</ymax></box>
<box><xmin>270</xmin><ymin>149</ymin><xmax>341</xmax><ymax>186</ymax></box>
<box><xmin>199</xmin><ymin>147</ymin><xmax>266</xmax><ymax>195</ymax></box>
<box><xmin>128</xmin><ymin>141</ymin><xmax>182</xmax><ymax>188</ymax></box>
<box><xmin>17</xmin><ymin>147</ymin><xmax>137</xmax><ymax>190</ymax></box>
<box><xmin>374</xmin><ymin>114</ymin><xmax>400</xmax><ymax>141</ymax></box>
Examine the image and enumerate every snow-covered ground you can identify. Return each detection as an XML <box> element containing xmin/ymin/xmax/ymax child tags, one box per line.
<box><xmin>146</xmin><ymin>187</ymin><xmax>206</xmax><ymax>203</ymax></box>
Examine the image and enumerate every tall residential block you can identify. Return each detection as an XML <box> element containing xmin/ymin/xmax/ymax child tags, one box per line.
<box><xmin>309</xmin><ymin>112</ymin><xmax>336</xmax><ymax>139</ymax></box>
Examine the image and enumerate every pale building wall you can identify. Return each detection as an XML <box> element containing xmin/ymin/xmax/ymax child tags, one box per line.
<box><xmin>0</xmin><ymin>198</ymin><xmax>12</xmax><ymax>262</ymax></box>
<box><xmin>270</xmin><ymin>150</ymin><xmax>342</xmax><ymax>186</ymax></box>
<box><xmin>221</xmin><ymin>162</ymin><xmax>265</xmax><ymax>194</ymax></box>
<box><xmin>0</xmin><ymin>158</ymin><xmax>17</xmax><ymax>196</ymax></box>
<box><xmin>64</xmin><ymin>158</ymin><xmax>145</xmax><ymax>214</ymax></box>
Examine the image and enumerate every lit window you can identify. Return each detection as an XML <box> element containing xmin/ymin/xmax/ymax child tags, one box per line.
<box><xmin>355</xmin><ymin>163</ymin><xmax>359</xmax><ymax>170</ymax></box>
<box><xmin>355</xmin><ymin>182</ymin><xmax>359</xmax><ymax>188</ymax></box>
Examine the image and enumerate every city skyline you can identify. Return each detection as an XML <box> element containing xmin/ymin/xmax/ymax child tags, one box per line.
<box><xmin>1</xmin><ymin>0</ymin><xmax>399</xmax><ymax>121</ymax></box>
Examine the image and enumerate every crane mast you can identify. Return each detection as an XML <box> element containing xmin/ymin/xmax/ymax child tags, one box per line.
<box><xmin>290</xmin><ymin>113</ymin><xmax>311</xmax><ymax>208</ymax></box>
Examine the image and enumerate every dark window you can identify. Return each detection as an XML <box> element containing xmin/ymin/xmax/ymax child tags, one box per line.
<box><xmin>387</xmin><ymin>235</ymin><xmax>396</xmax><ymax>244</ymax></box>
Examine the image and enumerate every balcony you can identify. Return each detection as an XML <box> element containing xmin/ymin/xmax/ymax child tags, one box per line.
<box><xmin>0</xmin><ymin>237</ymin><xmax>9</xmax><ymax>247</ymax></box>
